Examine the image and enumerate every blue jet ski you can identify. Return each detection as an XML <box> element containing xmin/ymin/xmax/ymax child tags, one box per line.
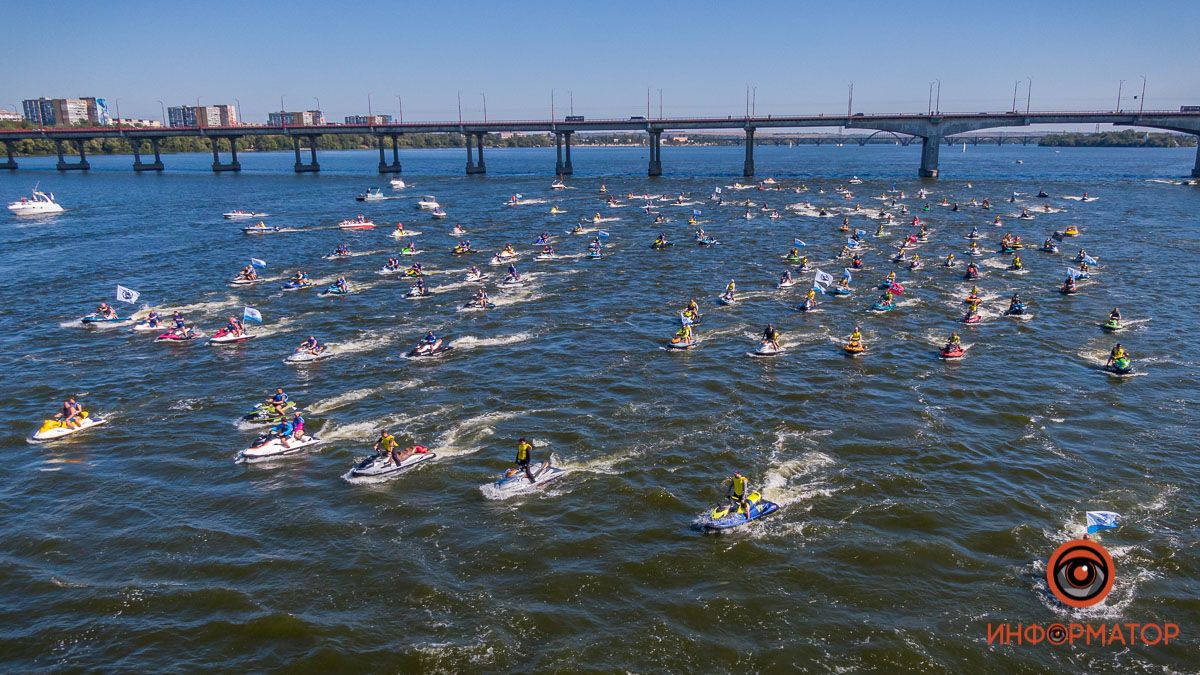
<box><xmin>701</xmin><ymin>492</ymin><xmax>780</xmax><ymax>532</ymax></box>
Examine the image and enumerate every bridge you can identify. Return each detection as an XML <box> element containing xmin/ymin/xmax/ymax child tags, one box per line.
<box><xmin>2</xmin><ymin>110</ymin><xmax>1199</xmax><ymax>179</ymax></box>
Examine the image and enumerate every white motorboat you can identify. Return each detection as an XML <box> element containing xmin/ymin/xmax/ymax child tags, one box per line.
<box><xmin>551</xmin><ymin>180</ymin><xmax>567</xmax><ymax>190</ymax></box>
<box><xmin>417</xmin><ymin>195</ymin><xmax>440</xmax><ymax>210</ymax></box>
<box><xmin>390</xmin><ymin>178</ymin><xmax>407</xmax><ymax>189</ymax></box>
<box><xmin>8</xmin><ymin>186</ymin><xmax>64</xmax><ymax>216</ymax></box>
<box><xmin>430</xmin><ymin>207</ymin><xmax>447</xmax><ymax>219</ymax></box>
<box><xmin>356</xmin><ymin>187</ymin><xmax>386</xmax><ymax>202</ymax></box>
<box><xmin>223</xmin><ymin>209</ymin><xmax>267</xmax><ymax>220</ymax></box>
<box><xmin>338</xmin><ymin>215</ymin><xmax>376</xmax><ymax>230</ymax></box>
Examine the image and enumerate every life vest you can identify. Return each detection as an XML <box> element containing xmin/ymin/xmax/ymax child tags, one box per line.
<box><xmin>731</xmin><ymin>475</ymin><xmax>748</xmax><ymax>499</ymax></box>
<box><xmin>516</xmin><ymin>442</ymin><xmax>532</xmax><ymax>462</ymax></box>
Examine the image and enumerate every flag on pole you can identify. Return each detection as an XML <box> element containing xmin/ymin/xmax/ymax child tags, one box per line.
<box><xmin>243</xmin><ymin>307</ymin><xmax>263</xmax><ymax>324</ymax></box>
<box><xmin>1083</xmin><ymin>254</ymin><xmax>1098</xmax><ymax>265</ymax></box>
<box><xmin>855</xmin><ymin>229</ymin><xmax>866</xmax><ymax>237</ymax></box>
<box><xmin>889</xmin><ymin>281</ymin><xmax>906</xmax><ymax>295</ymax></box>
<box><xmin>846</xmin><ymin>239</ymin><xmax>860</xmax><ymax>249</ymax></box>
<box><xmin>251</xmin><ymin>258</ymin><xmax>267</xmax><ymax>269</ymax></box>
<box><xmin>793</xmin><ymin>239</ymin><xmax>806</xmax><ymax>247</ymax></box>
<box><xmin>842</xmin><ymin>268</ymin><xmax>853</xmax><ymax>281</ymax></box>
<box><xmin>1086</xmin><ymin>511</ymin><xmax>1121</xmax><ymax>534</ymax></box>
<box><xmin>116</xmin><ymin>285</ymin><xmax>140</xmax><ymax>304</ymax></box>
<box><xmin>693</xmin><ymin>209</ymin><xmax>703</xmax><ymax>217</ymax></box>
<box><xmin>714</xmin><ymin>186</ymin><xmax>722</xmax><ymax>194</ymax></box>
<box><xmin>597</xmin><ymin>230</ymin><xmax>610</xmax><ymax>238</ymax></box>
<box><xmin>1066</xmin><ymin>267</ymin><xmax>1082</xmax><ymax>280</ymax></box>
<box><xmin>814</xmin><ymin>270</ymin><xmax>834</xmax><ymax>288</ymax></box>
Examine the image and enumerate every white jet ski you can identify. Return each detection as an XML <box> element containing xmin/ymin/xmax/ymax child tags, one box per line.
<box><xmin>235</xmin><ymin>434</ymin><xmax>322</xmax><ymax>463</ymax></box>
<box><xmin>345</xmin><ymin>450</ymin><xmax>436</xmax><ymax>480</ymax></box>
<box><xmin>29</xmin><ymin>414</ymin><xmax>106</xmax><ymax>442</ymax></box>
<box><xmin>484</xmin><ymin>460</ymin><xmax>567</xmax><ymax>496</ymax></box>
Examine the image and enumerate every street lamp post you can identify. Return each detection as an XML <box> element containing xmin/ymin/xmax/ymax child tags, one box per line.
<box><xmin>1116</xmin><ymin>80</ymin><xmax>1124</xmax><ymax>112</ymax></box>
<box><xmin>396</xmin><ymin>94</ymin><xmax>403</xmax><ymax>124</ymax></box>
<box><xmin>234</xmin><ymin>97</ymin><xmax>241</xmax><ymax>126</ymax></box>
<box><xmin>115</xmin><ymin>99</ymin><xmax>121</xmax><ymax>130</ymax></box>
<box><xmin>935</xmin><ymin>79</ymin><xmax>941</xmax><ymax>114</ymax></box>
<box><xmin>457</xmin><ymin>91</ymin><xmax>462</xmax><ymax>125</ymax></box>
<box><xmin>1025</xmin><ymin>76</ymin><xmax>1032</xmax><ymax>114</ymax></box>
<box><xmin>481</xmin><ymin>93</ymin><xmax>487</xmax><ymax>122</ymax></box>
<box><xmin>847</xmin><ymin>82</ymin><xmax>854</xmax><ymax>118</ymax></box>
<box><xmin>157</xmin><ymin>100</ymin><xmax>166</xmax><ymax>126</ymax></box>
<box><xmin>1012</xmin><ymin>80</ymin><xmax>1020</xmax><ymax>113</ymax></box>
<box><xmin>1138</xmin><ymin>75</ymin><xmax>1147</xmax><ymax>114</ymax></box>
<box><xmin>658</xmin><ymin>89</ymin><xmax>663</xmax><ymax>118</ymax></box>
<box><xmin>928</xmin><ymin>81</ymin><xmax>934</xmax><ymax>115</ymax></box>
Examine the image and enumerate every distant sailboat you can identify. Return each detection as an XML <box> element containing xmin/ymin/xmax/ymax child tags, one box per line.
<box><xmin>961</xmin><ymin>142</ymin><xmax>967</xmax><ymax>152</ymax></box>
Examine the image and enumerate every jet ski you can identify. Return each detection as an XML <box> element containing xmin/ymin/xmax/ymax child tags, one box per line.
<box><xmin>698</xmin><ymin>237</ymin><xmax>720</xmax><ymax>247</ymax></box>
<box><xmin>939</xmin><ymin>344</ymin><xmax>965</xmax><ymax>360</ymax></box>
<box><xmin>667</xmin><ymin>335</ymin><xmax>696</xmax><ymax>350</ymax></box>
<box><xmin>286</xmin><ymin>345</ymin><xmax>334</xmax><ymax>363</ymax></box>
<box><xmin>700</xmin><ymin>492</ymin><xmax>780</xmax><ymax>532</ymax></box>
<box><xmin>962</xmin><ymin>313</ymin><xmax>982</xmax><ymax>324</ymax></box>
<box><xmin>871</xmin><ymin>301</ymin><xmax>896</xmax><ymax>312</ymax></box>
<box><xmin>235</xmin><ymin>433</ymin><xmax>322</xmax><ymax>463</ymax></box>
<box><xmin>319</xmin><ymin>285</ymin><xmax>352</xmax><ymax>297</ymax></box>
<box><xmin>282</xmin><ymin>280</ymin><xmax>313</xmax><ymax>291</ymax></box>
<box><xmin>229</xmin><ymin>277</ymin><xmax>261</xmax><ymax>286</ymax></box>
<box><xmin>241</xmin><ymin>225</ymin><xmax>280</xmax><ymax>234</ymax></box>
<box><xmin>241</xmin><ymin>401</ymin><xmax>297</xmax><ymax>424</ymax></box>
<box><xmin>650</xmin><ymin>240</ymin><xmax>673</xmax><ymax>250</ymax></box>
<box><xmin>499</xmin><ymin>275</ymin><xmax>524</xmax><ymax>287</ymax></box>
<box><xmin>30</xmin><ymin>412</ymin><xmax>106</xmax><ymax>442</ymax></box>
<box><xmin>828</xmin><ymin>287</ymin><xmax>853</xmax><ymax>296</ymax></box>
<box><xmin>1102</xmin><ymin>318</ymin><xmax>1122</xmax><ymax>332</ymax></box>
<box><xmin>843</xmin><ymin>341</ymin><xmax>867</xmax><ymax>356</ymax></box>
<box><xmin>1107</xmin><ymin>357</ymin><xmax>1133</xmax><ymax>375</ymax></box>
<box><xmin>346</xmin><ymin>450</ymin><xmax>436</xmax><ymax>479</ymax></box>
<box><xmin>718</xmin><ymin>293</ymin><xmax>736</xmax><ymax>306</ymax></box>
<box><xmin>131</xmin><ymin>319</ymin><xmax>166</xmax><ymax>332</ymax></box>
<box><xmin>750</xmin><ymin>341</ymin><xmax>783</xmax><ymax>357</ymax></box>
<box><xmin>461</xmin><ymin>299</ymin><xmax>495</xmax><ymax>310</ymax></box>
<box><xmin>208</xmin><ymin>328</ymin><xmax>255</xmax><ymax>345</ymax></box>
<box><xmin>405</xmin><ymin>286</ymin><xmax>429</xmax><ymax>299</ymax></box>
<box><xmin>156</xmin><ymin>327</ymin><xmax>205</xmax><ymax>342</ymax></box>
<box><xmin>777</xmin><ymin>278</ymin><xmax>797</xmax><ymax>289</ymax></box>
<box><xmin>485</xmin><ymin>461</ymin><xmax>566</xmax><ymax>495</ymax></box>
<box><xmin>1004</xmin><ymin>303</ymin><xmax>1027</xmax><ymax>316</ymax></box>
<box><xmin>407</xmin><ymin>339</ymin><xmax>453</xmax><ymax>358</ymax></box>
<box><xmin>81</xmin><ymin>314</ymin><xmax>128</xmax><ymax>325</ymax></box>
<box><xmin>795</xmin><ymin>299</ymin><xmax>818</xmax><ymax>313</ymax></box>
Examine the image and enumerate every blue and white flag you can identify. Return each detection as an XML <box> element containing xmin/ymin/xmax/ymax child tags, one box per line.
<box><xmin>251</xmin><ymin>258</ymin><xmax>267</xmax><ymax>269</ymax></box>
<box><xmin>846</xmin><ymin>238</ymin><xmax>861</xmax><ymax>249</ymax></box>
<box><xmin>1066</xmin><ymin>267</ymin><xmax>1082</xmax><ymax>280</ymax></box>
<box><xmin>1083</xmin><ymin>254</ymin><xmax>1098</xmax><ymax>265</ymax></box>
<box><xmin>693</xmin><ymin>209</ymin><xmax>703</xmax><ymax>217</ymax></box>
<box><xmin>855</xmin><ymin>229</ymin><xmax>867</xmax><ymax>237</ymax></box>
<box><xmin>597</xmin><ymin>230</ymin><xmax>610</xmax><ymax>238</ymax></box>
<box><xmin>714</xmin><ymin>186</ymin><xmax>722</xmax><ymax>194</ymax></box>
<box><xmin>794</xmin><ymin>239</ymin><xmax>807</xmax><ymax>247</ymax></box>
<box><xmin>1086</xmin><ymin>511</ymin><xmax>1121</xmax><ymax>534</ymax></box>
<box><xmin>813</xmin><ymin>270</ymin><xmax>834</xmax><ymax>288</ymax></box>
<box><xmin>842</xmin><ymin>268</ymin><xmax>853</xmax><ymax>281</ymax></box>
<box><xmin>243</xmin><ymin>306</ymin><xmax>263</xmax><ymax>324</ymax></box>
<box><xmin>116</xmin><ymin>285</ymin><xmax>140</xmax><ymax>304</ymax></box>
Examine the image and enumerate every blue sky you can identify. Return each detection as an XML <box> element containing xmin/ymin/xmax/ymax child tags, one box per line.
<box><xmin>4</xmin><ymin>0</ymin><xmax>1198</xmax><ymax>123</ymax></box>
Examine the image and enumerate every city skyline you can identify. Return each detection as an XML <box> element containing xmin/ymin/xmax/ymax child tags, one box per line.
<box><xmin>3</xmin><ymin>0</ymin><xmax>1198</xmax><ymax>123</ymax></box>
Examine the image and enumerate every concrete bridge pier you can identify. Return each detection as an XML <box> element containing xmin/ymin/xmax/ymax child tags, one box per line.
<box><xmin>1193</xmin><ymin>143</ymin><xmax>1200</xmax><ymax>178</ymax></box>
<box><xmin>211</xmin><ymin>137</ymin><xmax>241</xmax><ymax>172</ymax></box>
<box><xmin>463</xmin><ymin>133</ymin><xmax>483</xmax><ymax>174</ymax></box>
<box><xmin>919</xmin><ymin>134</ymin><xmax>942</xmax><ymax>178</ymax></box>
<box><xmin>554</xmin><ymin>132</ymin><xmax>564</xmax><ymax>175</ymax></box>
<box><xmin>131</xmin><ymin>138</ymin><xmax>165</xmax><ymax>171</ymax></box>
<box><xmin>55</xmin><ymin>139</ymin><xmax>90</xmax><ymax>171</ymax></box>
<box><xmin>474</xmin><ymin>133</ymin><xmax>486</xmax><ymax>174</ymax></box>
<box><xmin>743</xmin><ymin>128</ymin><xmax>755</xmax><ymax>177</ymax></box>
<box><xmin>2</xmin><ymin>140</ymin><xmax>16</xmax><ymax>170</ymax></box>
<box><xmin>561</xmin><ymin>131</ymin><xmax>573</xmax><ymax>175</ymax></box>
<box><xmin>293</xmin><ymin>136</ymin><xmax>319</xmax><ymax>173</ymax></box>
<box><xmin>378</xmin><ymin>134</ymin><xmax>402</xmax><ymax>173</ymax></box>
<box><xmin>648</xmin><ymin>130</ymin><xmax>662</xmax><ymax>177</ymax></box>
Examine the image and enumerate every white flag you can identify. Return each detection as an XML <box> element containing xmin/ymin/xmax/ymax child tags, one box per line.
<box><xmin>116</xmin><ymin>285</ymin><xmax>140</xmax><ymax>304</ymax></box>
<box><xmin>1086</xmin><ymin>511</ymin><xmax>1121</xmax><ymax>534</ymax></box>
<box><xmin>813</xmin><ymin>270</ymin><xmax>834</xmax><ymax>287</ymax></box>
<box><xmin>243</xmin><ymin>306</ymin><xmax>263</xmax><ymax>324</ymax></box>
<box><xmin>250</xmin><ymin>258</ymin><xmax>267</xmax><ymax>269</ymax></box>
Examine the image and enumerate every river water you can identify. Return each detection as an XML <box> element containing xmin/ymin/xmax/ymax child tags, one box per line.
<box><xmin>1</xmin><ymin>145</ymin><xmax>1197</xmax><ymax>671</ymax></box>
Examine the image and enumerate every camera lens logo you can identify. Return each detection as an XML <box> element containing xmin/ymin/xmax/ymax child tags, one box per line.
<box><xmin>1047</xmin><ymin>539</ymin><xmax>1115</xmax><ymax>608</ymax></box>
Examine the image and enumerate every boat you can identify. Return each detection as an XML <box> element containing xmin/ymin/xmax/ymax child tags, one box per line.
<box><xmin>551</xmin><ymin>180</ymin><xmax>567</xmax><ymax>190</ymax></box>
<box><xmin>8</xmin><ymin>186</ymin><xmax>64</xmax><ymax>215</ymax></box>
<box><xmin>844</xmin><ymin>341</ymin><xmax>867</xmax><ymax>355</ymax></box>
<box><xmin>1102</xmin><ymin>318</ymin><xmax>1122</xmax><ymax>332</ymax></box>
<box><xmin>346</xmin><ymin>450</ymin><xmax>436</xmax><ymax>479</ymax></box>
<box><xmin>223</xmin><ymin>210</ymin><xmax>267</xmax><ymax>220</ymax></box>
<box><xmin>485</xmin><ymin>461</ymin><xmax>566</xmax><ymax>495</ymax></box>
<box><xmin>667</xmin><ymin>335</ymin><xmax>696</xmax><ymax>350</ymax></box>
<box><xmin>430</xmin><ymin>207</ymin><xmax>448</xmax><ymax>219</ymax></box>
<box><xmin>417</xmin><ymin>196</ymin><xmax>440</xmax><ymax>210</ymax></box>
<box><xmin>29</xmin><ymin>412</ymin><xmax>105</xmax><ymax>442</ymax></box>
<box><xmin>390</xmin><ymin>178</ymin><xmax>406</xmax><ymax>189</ymax></box>
<box><xmin>208</xmin><ymin>328</ymin><xmax>255</xmax><ymax>345</ymax></box>
<box><xmin>355</xmin><ymin>187</ymin><xmax>385</xmax><ymax>202</ymax></box>
<box><xmin>242</xmin><ymin>401</ymin><xmax>297</xmax><ymax>424</ymax></box>
<box><xmin>242</xmin><ymin>222</ymin><xmax>280</xmax><ymax>234</ymax></box>
<box><xmin>338</xmin><ymin>216</ymin><xmax>376</xmax><ymax>230</ymax></box>
<box><xmin>235</xmin><ymin>433</ymin><xmax>323</xmax><ymax>463</ymax></box>
<box><xmin>699</xmin><ymin>492</ymin><xmax>780</xmax><ymax>531</ymax></box>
